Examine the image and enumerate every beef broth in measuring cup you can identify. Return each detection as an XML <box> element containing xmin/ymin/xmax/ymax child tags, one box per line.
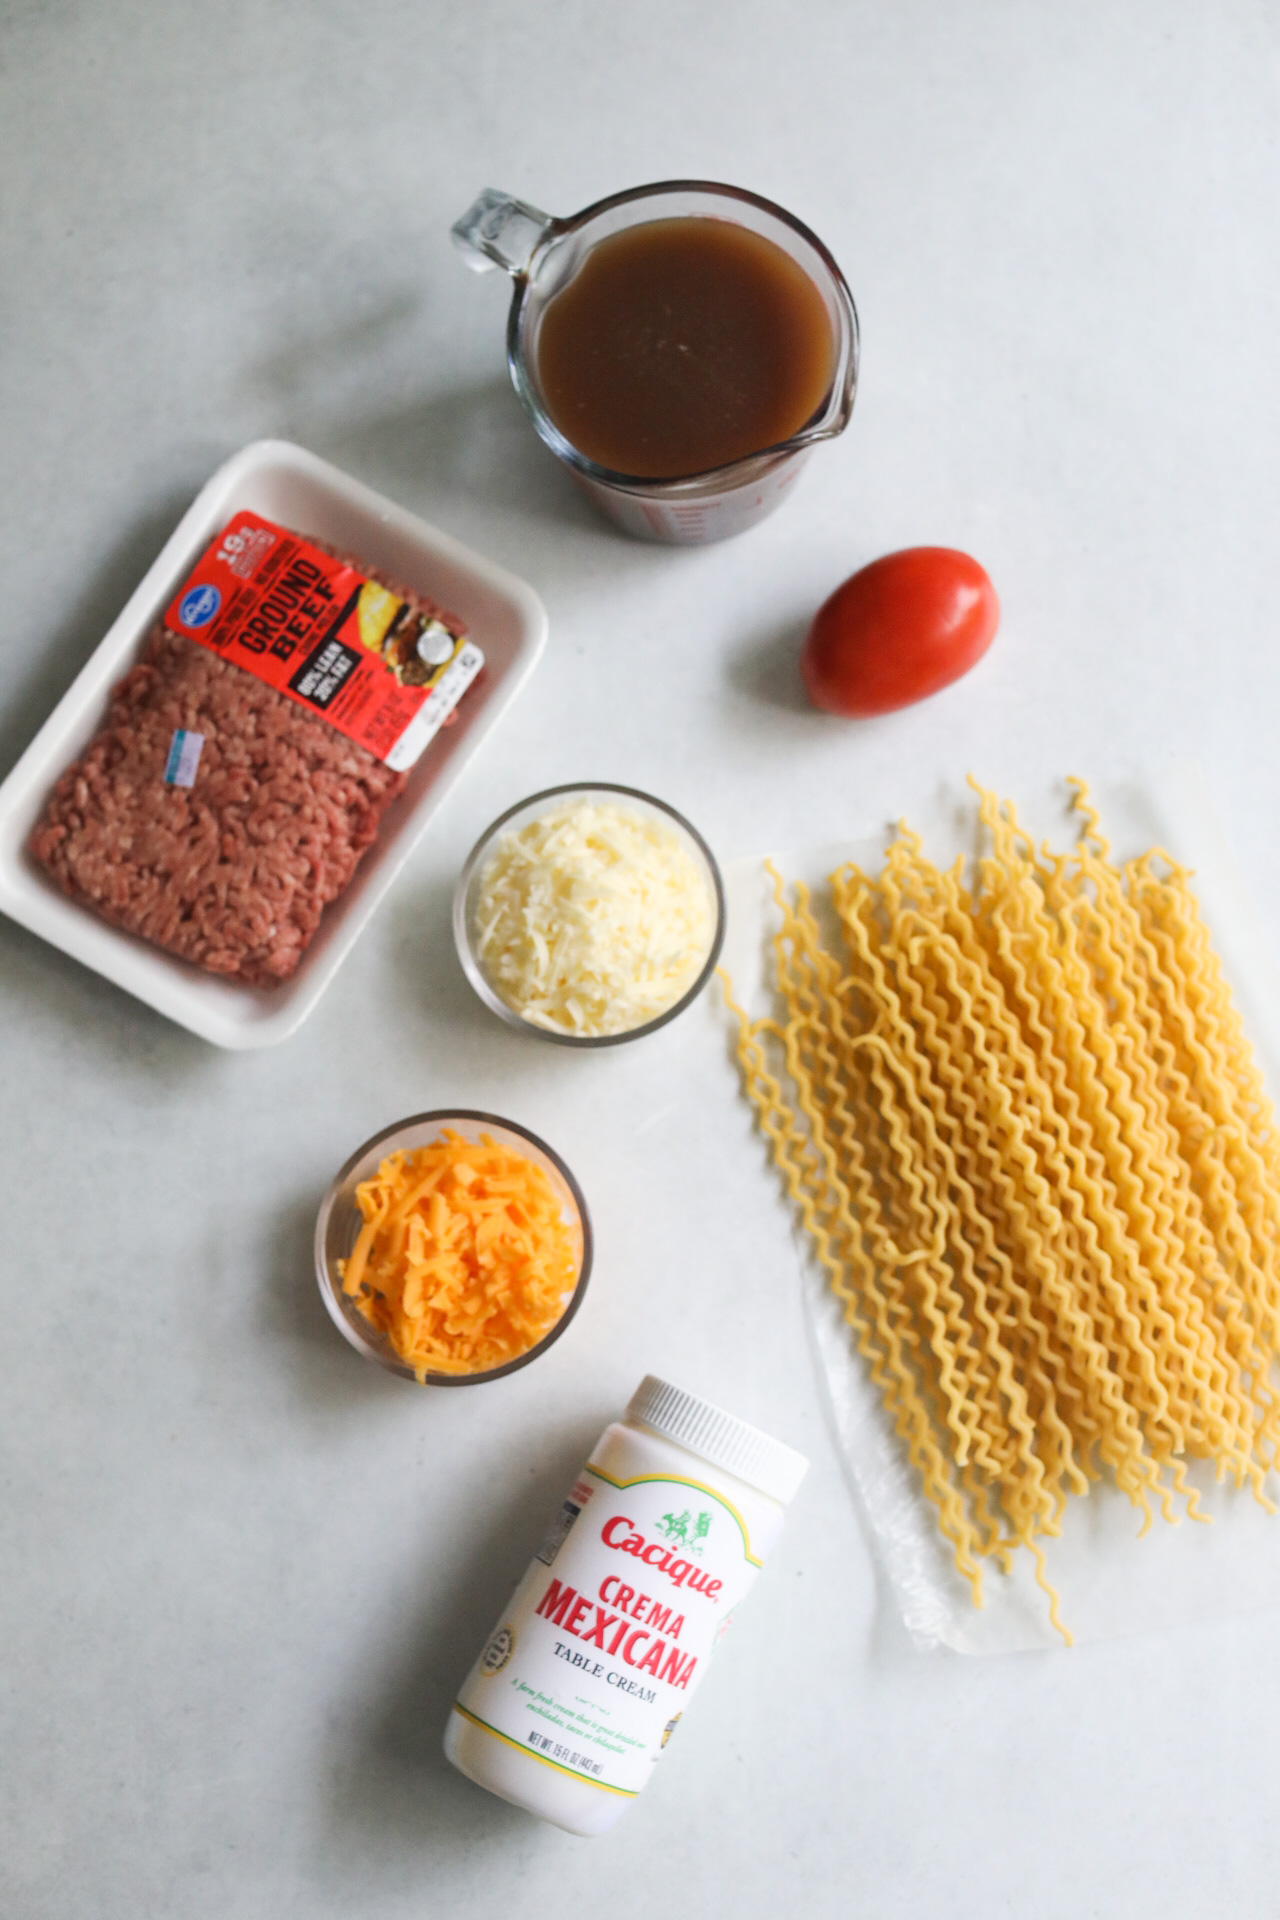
<box><xmin>534</xmin><ymin>217</ymin><xmax>837</xmax><ymax>480</ymax></box>
<box><xmin>452</xmin><ymin>181</ymin><xmax>859</xmax><ymax>544</ymax></box>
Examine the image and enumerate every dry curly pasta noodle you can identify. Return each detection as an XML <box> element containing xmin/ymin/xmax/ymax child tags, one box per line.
<box><xmin>724</xmin><ymin>780</ymin><xmax>1280</xmax><ymax>1644</ymax></box>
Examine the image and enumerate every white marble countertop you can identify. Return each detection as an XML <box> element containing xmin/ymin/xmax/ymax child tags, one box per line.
<box><xmin>3</xmin><ymin>3</ymin><xmax>1279</xmax><ymax>1915</ymax></box>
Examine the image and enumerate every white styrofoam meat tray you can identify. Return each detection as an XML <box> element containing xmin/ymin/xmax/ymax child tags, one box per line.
<box><xmin>0</xmin><ymin>440</ymin><xmax>548</xmax><ymax>1048</ymax></box>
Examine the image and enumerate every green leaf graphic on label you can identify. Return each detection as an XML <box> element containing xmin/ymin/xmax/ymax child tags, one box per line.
<box><xmin>657</xmin><ymin>1508</ymin><xmax>713</xmax><ymax>1553</ymax></box>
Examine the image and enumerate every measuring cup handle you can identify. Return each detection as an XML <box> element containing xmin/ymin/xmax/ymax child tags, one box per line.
<box><xmin>450</xmin><ymin>189</ymin><xmax>554</xmax><ymax>276</ymax></box>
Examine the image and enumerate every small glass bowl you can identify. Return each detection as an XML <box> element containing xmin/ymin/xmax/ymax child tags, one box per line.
<box><xmin>314</xmin><ymin>1109</ymin><xmax>593</xmax><ymax>1385</ymax></box>
<box><xmin>452</xmin><ymin>781</ymin><xmax>726</xmax><ymax>1047</ymax></box>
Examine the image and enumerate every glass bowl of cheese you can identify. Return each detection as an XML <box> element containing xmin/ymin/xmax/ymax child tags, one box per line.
<box><xmin>453</xmin><ymin>782</ymin><xmax>725</xmax><ymax>1045</ymax></box>
<box><xmin>315</xmin><ymin>1109</ymin><xmax>593</xmax><ymax>1384</ymax></box>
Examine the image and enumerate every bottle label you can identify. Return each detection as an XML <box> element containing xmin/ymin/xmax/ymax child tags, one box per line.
<box><xmin>452</xmin><ymin>1465</ymin><xmax>763</xmax><ymax>1799</ymax></box>
<box><xmin>162</xmin><ymin>511</ymin><xmax>483</xmax><ymax>769</ymax></box>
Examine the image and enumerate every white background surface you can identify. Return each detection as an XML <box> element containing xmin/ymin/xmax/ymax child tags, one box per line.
<box><xmin>2</xmin><ymin>4</ymin><xmax>1279</xmax><ymax>1916</ymax></box>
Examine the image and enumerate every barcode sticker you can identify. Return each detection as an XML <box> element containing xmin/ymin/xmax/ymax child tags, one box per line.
<box><xmin>534</xmin><ymin>1499</ymin><xmax>582</xmax><ymax>1567</ymax></box>
<box><xmin>163</xmin><ymin>729</ymin><xmax>205</xmax><ymax>788</ymax></box>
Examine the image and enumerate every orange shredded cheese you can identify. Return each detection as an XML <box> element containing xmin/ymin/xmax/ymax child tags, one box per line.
<box><xmin>338</xmin><ymin>1131</ymin><xmax>580</xmax><ymax>1380</ymax></box>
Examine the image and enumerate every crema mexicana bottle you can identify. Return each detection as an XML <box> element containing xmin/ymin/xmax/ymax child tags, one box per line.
<box><xmin>444</xmin><ymin>1375</ymin><xmax>808</xmax><ymax>1835</ymax></box>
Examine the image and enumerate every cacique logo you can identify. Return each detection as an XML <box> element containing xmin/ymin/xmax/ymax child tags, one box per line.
<box><xmin>599</xmin><ymin>1514</ymin><xmax>724</xmax><ymax>1597</ymax></box>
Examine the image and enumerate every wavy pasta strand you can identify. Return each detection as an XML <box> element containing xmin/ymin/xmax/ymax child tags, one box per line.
<box><xmin>724</xmin><ymin>783</ymin><xmax>1280</xmax><ymax>1643</ymax></box>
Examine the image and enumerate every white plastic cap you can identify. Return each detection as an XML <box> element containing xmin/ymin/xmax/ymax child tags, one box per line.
<box><xmin>625</xmin><ymin>1376</ymin><xmax>809</xmax><ymax>1507</ymax></box>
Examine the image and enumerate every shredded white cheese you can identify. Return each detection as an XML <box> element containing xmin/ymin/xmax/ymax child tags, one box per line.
<box><xmin>474</xmin><ymin>799</ymin><xmax>716</xmax><ymax>1036</ymax></box>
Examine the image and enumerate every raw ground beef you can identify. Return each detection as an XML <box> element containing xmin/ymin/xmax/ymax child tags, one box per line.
<box><xmin>28</xmin><ymin>549</ymin><xmax>458</xmax><ymax>987</ymax></box>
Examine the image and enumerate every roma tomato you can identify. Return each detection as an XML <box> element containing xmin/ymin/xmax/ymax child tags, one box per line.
<box><xmin>800</xmin><ymin>547</ymin><xmax>1000</xmax><ymax>718</ymax></box>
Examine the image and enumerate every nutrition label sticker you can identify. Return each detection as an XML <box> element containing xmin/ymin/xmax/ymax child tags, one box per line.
<box><xmin>162</xmin><ymin>511</ymin><xmax>483</xmax><ymax>768</ymax></box>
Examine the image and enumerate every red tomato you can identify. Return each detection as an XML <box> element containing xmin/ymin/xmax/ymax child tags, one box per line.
<box><xmin>800</xmin><ymin>547</ymin><xmax>1000</xmax><ymax>717</ymax></box>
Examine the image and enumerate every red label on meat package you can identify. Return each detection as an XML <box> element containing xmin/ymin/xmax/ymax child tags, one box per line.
<box><xmin>162</xmin><ymin>512</ymin><xmax>483</xmax><ymax>770</ymax></box>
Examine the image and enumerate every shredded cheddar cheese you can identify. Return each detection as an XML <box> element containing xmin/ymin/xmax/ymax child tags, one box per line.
<box><xmin>474</xmin><ymin>799</ymin><xmax>715</xmax><ymax>1036</ymax></box>
<box><xmin>338</xmin><ymin>1132</ymin><xmax>580</xmax><ymax>1380</ymax></box>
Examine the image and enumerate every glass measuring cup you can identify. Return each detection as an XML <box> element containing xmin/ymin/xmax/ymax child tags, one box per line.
<box><xmin>451</xmin><ymin>181</ymin><xmax>859</xmax><ymax>545</ymax></box>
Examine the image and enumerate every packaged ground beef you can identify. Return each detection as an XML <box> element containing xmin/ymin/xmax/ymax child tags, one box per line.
<box><xmin>28</xmin><ymin>518</ymin><xmax>482</xmax><ymax>986</ymax></box>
